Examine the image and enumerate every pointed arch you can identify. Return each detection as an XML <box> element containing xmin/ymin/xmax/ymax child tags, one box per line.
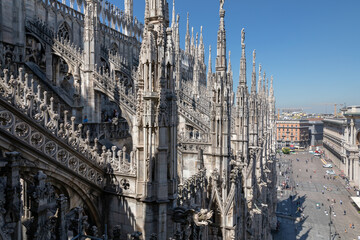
<box><xmin>57</xmin><ymin>21</ymin><xmax>72</xmax><ymax>42</ymax></box>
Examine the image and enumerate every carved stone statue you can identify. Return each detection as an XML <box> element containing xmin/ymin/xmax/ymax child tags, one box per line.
<box><xmin>220</xmin><ymin>0</ymin><xmax>225</xmax><ymax>9</ymax></box>
<box><xmin>241</xmin><ymin>28</ymin><xmax>245</xmax><ymax>44</ymax></box>
<box><xmin>193</xmin><ymin>209</ymin><xmax>213</xmax><ymax>226</ymax></box>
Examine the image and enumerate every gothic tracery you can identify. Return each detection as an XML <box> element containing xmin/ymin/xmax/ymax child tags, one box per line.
<box><xmin>0</xmin><ymin>0</ymin><xmax>277</xmax><ymax>239</ymax></box>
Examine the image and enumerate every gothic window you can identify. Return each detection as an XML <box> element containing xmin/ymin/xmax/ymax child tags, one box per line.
<box><xmin>58</xmin><ymin>22</ymin><xmax>71</xmax><ymax>41</ymax></box>
<box><xmin>111</xmin><ymin>42</ymin><xmax>119</xmax><ymax>55</ymax></box>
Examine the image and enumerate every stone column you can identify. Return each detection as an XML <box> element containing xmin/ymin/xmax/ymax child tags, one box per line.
<box><xmin>45</xmin><ymin>45</ymin><xmax>53</xmax><ymax>81</ymax></box>
<box><xmin>4</xmin><ymin>152</ymin><xmax>22</xmax><ymax>240</ymax></box>
<box><xmin>82</xmin><ymin>0</ymin><xmax>100</xmax><ymax>123</ymax></box>
<box><xmin>56</xmin><ymin>194</ymin><xmax>68</xmax><ymax>240</ymax></box>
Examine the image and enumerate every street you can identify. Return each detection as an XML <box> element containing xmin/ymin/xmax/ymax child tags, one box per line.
<box><xmin>273</xmin><ymin>151</ymin><xmax>360</xmax><ymax>240</ymax></box>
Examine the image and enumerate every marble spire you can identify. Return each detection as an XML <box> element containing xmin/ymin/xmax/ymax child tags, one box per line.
<box><xmin>239</xmin><ymin>28</ymin><xmax>246</xmax><ymax>86</ymax></box>
<box><xmin>208</xmin><ymin>45</ymin><xmax>212</xmax><ymax>75</ymax></box>
<box><xmin>270</xmin><ymin>76</ymin><xmax>274</xmax><ymax>97</ymax></box>
<box><xmin>185</xmin><ymin>12</ymin><xmax>190</xmax><ymax>53</ymax></box>
<box><xmin>257</xmin><ymin>64</ymin><xmax>262</xmax><ymax>94</ymax></box>
<box><xmin>263</xmin><ymin>71</ymin><xmax>266</xmax><ymax>95</ymax></box>
<box><xmin>251</xmin><ymin>50</ymin><xmax>256</xmax><ymax>94</ymax></box>
<box><xmin>171</xmin><ymin>0</ymin><xmax>176</xmax><ymax>28</ymax></box>
<box><xmin>228</xmin><ymin>51</ymin><xmax>232</xmax><ymax>74</ymax></box>
<box><xmin>199</xmin><ymin>26</ymin><xmax>205</xmax><ymax>62</ymax></box>
<box><xmin>216</xmin><ymin>0</ymin><xmax>227</xmax><ymax>71</ymax></box>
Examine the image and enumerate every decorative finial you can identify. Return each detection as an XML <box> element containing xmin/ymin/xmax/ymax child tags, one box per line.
<box><xmin>172</xmin><ymin>0</ymin><xmax>176</xmax><ymax>27</ymax></box>
<box><xmin>253</xmin><ymin>50</ymin><xmax>256</xmax><ymax>63</ymax></box>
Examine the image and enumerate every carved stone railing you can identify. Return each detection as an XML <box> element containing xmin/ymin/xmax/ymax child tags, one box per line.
<box><xmin>178</xmin><ymin>101</ymin><xmax>210</xmax><ymax>132</ymax></box>
<box><xmin>100</xmin><ymin>45</ymin><xmax>131</xmax><ymax>76</ymax></box>
<box><xmin>26</xmin><ymin>19</ymin><xmax>83</xmax><ymax>66</ymax></box>
<box><xmin>51</xmin><ymin>0</ymin><xmax>85</xmax><ymax>22</ymax></box>
<box><xmin>25</xmin><ymin>19</ymin><xmax>54</xmax><ymax>46</ymax></box>
<box><xmin>0</xmin><ymin>68</ymin><xmax>136</xmax><ymax>177</ymax></box>
<box><xmin>92</xmin><ymin>70</ymin><xmax>136</xmax><ymax>116</ymax></box>
<box><xmin>82</xmin><ymin>121</ymin><xmax>130</xmax><ymax>141</ymax></box>
<box><xmin>178</xmin><ymin>168</ymin><xmax>207</xmax><ymax>206</ymax></box>
<box><xmin>177</xmin><ymin>131</ymin><xmax>209</xmax><ymax>144</ymax></box>
<box><xmin>99</xmin><ymin>1</ymin><xmax>143</xmax><ymax>38</ymax></box>
<box><xmin>179</xmin><ymin>82</ymin><xmax>210</xmax><ymax>117</ymax></box>
<box><xmin>53</xmin><ymin>36</ymin><xmax>83</xmax><ymax>65</ymax></box>
<box><xmin>99</xmin><ymin>23</ymin><xmax>141</xmax><ymax>44</ymax></box>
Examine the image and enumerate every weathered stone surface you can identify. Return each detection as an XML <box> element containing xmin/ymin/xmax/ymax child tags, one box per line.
<box><xmin>0</xmin><ymin>0</ymin><xmax>277</xmax><ymax>239</ymax></box>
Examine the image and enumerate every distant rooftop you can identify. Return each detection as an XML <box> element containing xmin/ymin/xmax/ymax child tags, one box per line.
<box><xmin>343</xmin><ymin>106</ymin><xmax>360</xmax><ymax>116</ymax></box>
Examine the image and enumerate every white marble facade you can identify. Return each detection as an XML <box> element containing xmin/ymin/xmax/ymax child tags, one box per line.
<box><xmin>0</xmin><ymin>0</ymin><xmax>277</xmax><ymax>239</ymax></box>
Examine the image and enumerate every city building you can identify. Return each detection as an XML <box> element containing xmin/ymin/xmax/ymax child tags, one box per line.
<box><xmin>276</xmin><ymin>120</ymin><xmax>309</xmax><ymax>148</ymax></box>
<box><xmin>307</xmin><ymin>118</ymin><xmax>324</xmax><ymax>146</ymax></box>
<box><xmin>323</xmin><ymin>106</ymin><xmax>360</xmax><ymax>188</ymax></box>
<box><xmin>0</xmin><ymin>0</ymin><xmax>277</xmax><ymax>239</ymax></box>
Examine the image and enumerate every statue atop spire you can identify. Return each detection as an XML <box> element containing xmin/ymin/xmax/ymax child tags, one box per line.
<box><xmin>241</xmin><ymin>28</ymin><xmax>245</xmax><ymax>46</ymax></box>
<box><xmin>239</xmin><ymin>28</ymin><xmax>247</xmax><ymax>86</ymax></box>
<box><xmin>171</xmin><ymin>0</ymin><xmax>176</xmax><ymax>28</ymax></box>
<box><xmin>216</xmin><ymin>0</ymin><xmax>226</xmax><ymax>71</ymax></box>
<box><xmin>220</xmin><ymin>0</ymin><xmax>225</xmax><ymax>10</ymax></box>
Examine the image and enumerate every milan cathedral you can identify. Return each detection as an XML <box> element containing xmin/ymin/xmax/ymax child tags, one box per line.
<box><xmin>0</xmin><ymin>0</ymin><xmax>277</xmax><ymax>239</ymax></box>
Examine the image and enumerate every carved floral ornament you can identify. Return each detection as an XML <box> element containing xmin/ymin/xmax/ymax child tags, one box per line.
<box><xmin>0</xmin><ymin>110</ymin><xmax>14</xmax><ymax>128</ymax></box>
<box><xmin>15</xmin><ymin>122</ymin><xmax>30</xmax><ymax>138</ymax></box>
<box><xmin>0</xmin><ymin>103</ymin><xmax>104</xmax><ymax>187</ymax></box>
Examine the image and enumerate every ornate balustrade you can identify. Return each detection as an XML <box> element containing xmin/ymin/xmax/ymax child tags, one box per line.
<box><xmin>82</xmin><ymin>121</ymin><xmax>130</xmax><ymax>141</ymax></box>
<box><xmin>0</xmin><ymin>68</ymin><xmax>136</xmax><ymax>179</ymax></box>
<box><xmin>53</xmin><ymin>35</ymin><xmax>84</xmax><ymax>65</ymax></box>
<box><xmin>25</xmin><ymin>19</ymin><xmax>54</xmax><ymax>46</ymax></box>
<box><xmin>178</xmin><ymin>168</ymin><xmax>207</xmax><ymax>206</ymax></box>
<box><xmin>100</xmin><ymin>45</ymin><xmax>131</xmax><ymax>76</ymax></box>
<box><xmin>26</xmin><ymin>19</ymin><xmax>84</xmax><ymax>66</ymax></box>
<box><xmin>51</xmin><ymin>0</ymin><xmax>85</xmax><ymax>21</ymax></box>
<box><xmin>179</xmin><ymin>82</ymin><xmax>210</xmax><ymax>117</ymax></box>
<box><xmin>92</xmin><ymin>69</ymin><xmax>136</xmax><ymax>116</ymax></box>
<box><xmin>178</xmin><ymin>101</ymin><xmax>210</xmax><ymax>132</ymax></box>
<box><xmin>178</xmin><ymin>131</ymin><xmax>209</xmax><ymax>144</ymax></box>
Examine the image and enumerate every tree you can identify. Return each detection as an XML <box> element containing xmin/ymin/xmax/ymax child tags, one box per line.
<box><xmin>282</xmin><ymin>147</ymin><xmax>290</xmax><ymax>154</ymax></box>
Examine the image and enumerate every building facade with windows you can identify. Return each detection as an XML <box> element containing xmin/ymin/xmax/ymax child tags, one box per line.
<box><xmin>276</xmin><ymin>120</ymin><xmax>309</xmax><ymax>148</ymax></box>
<box><xmin>323</xmin><ymin>106</ymin><xmax>360</xmax><ymax>188</ymax></box>
<box><xmin>308</xmin><ymin>118</ymin><xmax>324</xmax><ymax>146</ymax></box>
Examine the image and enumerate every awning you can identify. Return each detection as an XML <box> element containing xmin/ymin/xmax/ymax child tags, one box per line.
<box><xmin>351</xmin><ymin>197</ymin><xmax>360</xmax><ymax>209</ymax></box>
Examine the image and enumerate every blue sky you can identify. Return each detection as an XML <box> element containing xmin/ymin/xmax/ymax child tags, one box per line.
<box><xmin>110</xmin><ymin>0</ymin><xmax>360</xmax><ymax>113</ymax></box>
